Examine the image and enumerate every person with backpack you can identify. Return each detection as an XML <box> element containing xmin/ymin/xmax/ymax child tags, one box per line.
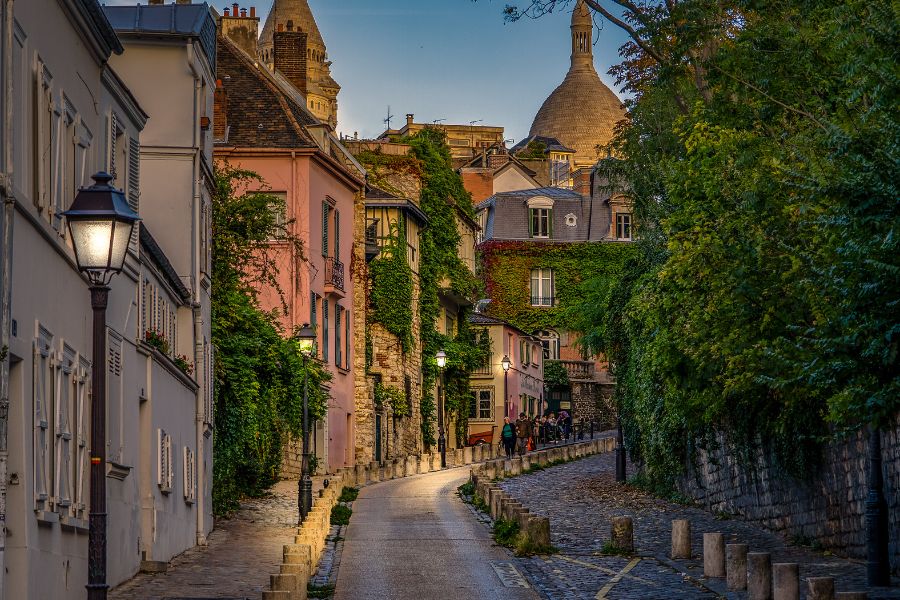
<box><xmin>500</xmin><ymin>416</ymin><xmax>516</xmax><ymax>459</ymax></box>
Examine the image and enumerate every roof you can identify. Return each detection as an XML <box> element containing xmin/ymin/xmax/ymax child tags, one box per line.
<box><xmin>365</xmin><ymin>187</ymin><xmax>429</xmax><ymax>224</ymax></box>
<box><xmin>139</xmin><ymin>225</ymin><xmax>191</xmax><ymax>302</ymax></box>
<box><xmin>82</xmin><ymin>0</ymin><xmax>124</xmax><ymax>56</ymax></box>
<box><xmin>477</xmin><ymin>186</ymin><xmax>582</xmax><ymax>210</ymax></box>
<box><xmin>104</xmin><ymin>3</ymin><xmax>216</xmax><ymax>67</ymax></box>
<box><xmin>215</xmin><ymin>35</ymin><xmax>318</xmax><ymax>149</ymax></box>
<box><xmin>510</xmin><ymin>135</ymin><xmax>576</xmax><ymax>156</ymax></box>
<box><xmin>468</xmin><ymin>312</ymin><xmax>535</xmax><ymax>338</ymax></box>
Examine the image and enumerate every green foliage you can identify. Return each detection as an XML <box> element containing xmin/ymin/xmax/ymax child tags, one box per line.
<box><xmin>543</xmin><ymin>360</ymin><xmax>570</xmax><ymax>389</ymax></box>
<box><xmin>374</xmin><ymin>381</ymin><xmax>410</xmax><ymax>418</ymax></box>
<box><xmin>516</xmin><ymin>139</ymin><xmax>548</xmax><ymax>159</ymax></box>
<box><xmin>600</xmin><ymin>540</ymin><xmax>632</xmax><ymax>557</ymax></box>
<box><xmin>492</xmin><ymin>518</ymin><xmax>521</xmax><ymax>547</ymax></box>
<box><xmin>330</xmin><ymin>504</ymin><xmax>352</xmax><ymax>526</ymax></box>
<box><xmin>368</xmin><ymin>220</ymin><xmax>414</xmax><ymax>351</ymax></box>
<box><xmin>565</xmin><ymin>0</ymin><xmax>900</xmax><ymax>489</ymax></box>
<box><xmin>307</xmin><ymin>583</ymin><xmax>336</xmax><ymax>599</ymax></box>
<box><xmin>338</xmin><ymin>486</ymin><xmax>359</xmax><ymax>503</ymax></box>
<box><xmin>211</xmin><ymin>164</ymin><xmax>330</xmax><ymax>516</ymax></box>
<box><xmin>482</xmin><ymin>240</ymin><xmax>636</xmax><ymax>334</ymax></box>
<box><xmin>355</xmin><ymin>148</ymin><xmax>422</xmax><ymax>196</ymax></box>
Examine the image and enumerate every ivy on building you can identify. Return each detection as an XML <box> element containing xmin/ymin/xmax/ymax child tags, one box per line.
<box><xmin>368</xmin><ymin>220</ymin><xmax>414</xmax><ymax>352</ymax></box>
<box><xmin>211</xmin><ymin>165</ymin><xmax>330</xmax><ymax>516</ymax></box>
<box><xmin>480</xmin><ymin>240</ymin><xmax>636</xmax><ymax>335</ymax></box>
<box><xmin>374</xmin><ymin>381</ymin><xmax>410</xmax><ymax>418</ymax></box>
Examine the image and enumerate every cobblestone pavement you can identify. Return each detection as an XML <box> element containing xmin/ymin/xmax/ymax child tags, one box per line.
<box><xmin>110</xmin><ymin>479</ymin><xmax>309</xmax><ymax>600</ymax></box>
<box><xmin>499</xmin><ymin>451</ymin><xmax>900</xmax><ymax>599</ymax></box>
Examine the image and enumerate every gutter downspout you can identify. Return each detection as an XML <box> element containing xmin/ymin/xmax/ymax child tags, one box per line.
<box><xmin>188</xmin><ymin>42</ymin><xmax>207</xmax><ymax>546</ymax></box>
<box><xmin>0</xmin><ymin>1</ymin><xmax>15</xmax><ymax>596</ymax></box>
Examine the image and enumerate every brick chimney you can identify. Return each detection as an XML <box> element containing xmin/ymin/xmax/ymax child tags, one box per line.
<box><xmin>219</xmin><ymin>3</ymin><xmax>260</xmax><ymax>57</ymax></box>
<box><xmin>273</xmin><ymin>29</ymin><xmax>308</xmax><ymax>96</ymax></box>
<box><xmin>213</xmin><ymin>79</ymin><xmax>228</xmax><ymax>140</ymax></box>
<box><xmin>406</xmin><ymin>114</ymin><xmax>414</xmax><ymax>127</ymax></box>
<box><xmin>573</xmin><ymin>167</ymin><xmax>592</xmax><ymax>196</ymax></box>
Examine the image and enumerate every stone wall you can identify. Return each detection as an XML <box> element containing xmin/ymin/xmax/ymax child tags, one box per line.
<box><xmin>570</xmin><ymin>381</ymin><xmax>616</xmax><ymax>429</ymax></box>
<box><xmin>676</xmin><ymin>417</ymin><xmax>900</xmax><ymax>573</ymax></box>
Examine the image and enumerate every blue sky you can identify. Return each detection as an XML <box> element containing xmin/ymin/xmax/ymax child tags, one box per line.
<box><xmin>102</xmin><ymin>0</ymin><xmax>630</xmax><ymax>143</ymax></box>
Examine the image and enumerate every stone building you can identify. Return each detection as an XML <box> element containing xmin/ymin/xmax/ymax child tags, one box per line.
<box><xmin>380</xmin><ymin>114</ymin><xmax>505</xmax><ymax>162</ymax></box>
<box><xmin>214</xmin><ymin>8</ymin><xmax>366</xmax><ymax>473</ymax></box>
<box><xmin>0</xmin><ymin>1</ymin><xmax>216</xmax><ymax>598</ymax></box>
<box><xmin>258</xmin><ymin>0</ymin><xmax>341</xmax><ymax>130</ymax></box>
<box><xmin>526</xmin><ymin>0</ymin><xmax>627</xmax><ymax>169</ymax></box>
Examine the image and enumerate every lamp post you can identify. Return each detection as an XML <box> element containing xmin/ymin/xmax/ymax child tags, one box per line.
<box><xmin>615</xmin><ymin>417</ymin><xmax>627</xmax><ymax>483</ymax></box>
<box><xmin>294</xmin><ymin>324</ymin><xmax>316</xmax><ymax>525</ymax></box>
<box><xmin>61</xmin><ymin>172</ymin><xmax>140</xmax><ymax>600</ymax></box>
<box><xmin>436</xmin><ymin>350</ymin><xmax>447</xmax><ymax>468</ymax></box>
<box><xmin>501</xmin><ymin>354</ymin><xmax>511</xmax><ymax>420</ymax></box>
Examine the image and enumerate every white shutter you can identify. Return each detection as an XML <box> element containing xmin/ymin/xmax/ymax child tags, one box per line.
<box><xmin>158</xmin><ymin>429</ymin><xmax>173</xmax><ymax>493</ymax></box>
<box><xmin>55</xmin><ymin>344</ymin><xmax>75</xmax><ymax>513</ymax></box>
<box><xmin>183</xmin><ymin>447</ymin><xmax>196</xmax><ymax>503</ymax></box>
<box><xmin>33</xmin><ymin>330</ymin><xmax>52</xmax><ymax>509</ymax></box>
<box><xmin>127</xmin><ymin>136</ymin><xmax>140</xmax><ymax>250</ymax></box>
<box><xmin>74</xmin><ymin>357</ymin><xmax>90</xmax><ymax>516</ymax></box>
<box><xmin>107</xmin><ymin>334</ymin><xmax>123</xmax><ymax>464</ymax></box>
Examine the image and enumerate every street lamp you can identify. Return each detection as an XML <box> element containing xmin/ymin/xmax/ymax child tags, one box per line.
<box><xmin>501</xmin><ymin>355</ymin><xmax>511</xmax><ymax>419</ymax></box>
<box><xmin>435</xmin><ymin>350</ymin><xmax>447</xmax><ymax>468</ymax></box>
<box><xmin>61</xmin><ymin>172</ymin><xmax>139</xmax><ymax>600</ymax></box>
<box><xmin>294</xmin><ymin>324</ymin><xmax>316</xmax><ymax>525</ymax></box>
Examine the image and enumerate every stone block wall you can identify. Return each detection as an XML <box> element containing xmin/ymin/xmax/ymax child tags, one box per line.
<box><xmin>570</xmin><ymin>381</ymin><xmax>616</xmax><ymax>429</ymax></box>
<box><xmin>676</xmin><ymin>416</ymin><xmax>900</xmax><ymax>573</ymax></box>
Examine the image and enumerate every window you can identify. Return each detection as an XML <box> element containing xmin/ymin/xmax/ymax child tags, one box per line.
<box><xmin>616</xmin><ymin>213</ymin><xmax>632</xmax><ymax>240</ymax></box>
<box><xmin>33</xmin><ymin>328</ymin><xmax>53</xmax><ymax>511</ymax></box>
<box><xmin>334</xmin><ymin>209</ymin><xmax>340</xmax><ymax>260</ymax></box>
<box><xmin>345</xmin><ymin>309</ymin><xmax>351</xmax><ymax>370</ymax></box>
<box><xmin>183</xmin><ymin>446</ymin><xmax>196</xmax><ymax>504</ymax></box>
<box><xmin>322</xmin><ymin>200</ymin><xmax>331</xmax><ymax>257</ymax></box>
<box><xmin>530</xmin><ymin>208</ymin><xmax>551</xmax><ymax>238</ymax></box>
<box><xmin>323</xmin><ymin>299</ymin><xmax>329</xmax><ymax>362</ymax></box>
<box><xmin>335</xmin><ymin>304</ymin><xmax>342</xmax><ymax>367</ymax></box>
<box><xmin>157</xmin><ymin>429</ymin><xmax>173</xmax><ymax>493</ymax></box>
<box><xmin>468</xmin><ymin>387</ymin><xmax>493</xmax><ymax>421</ymax></box>
<box><xmin>107</xmin><ymin>332</ymin><xmax>124</xmax><ymax>466</ymax></box>
<box><xmin>519</xmin><ymin>339</ymin><xmax>531</xmax><ymax>366</ymax></box>
<box><xmin>445</xmin><ymin>311</ymin><xmax>455</xmax><ymax>337</ymax></box>
<box><xmin>530</xmin><ymin>268</ymin><xmax>554</xmax><ymax>306</ymax></box>
<box><xmin>537</xmin><ymin>330</ymin><xmax>560</xmax><ymax>360</ymax></box>
<box><xmin>310</xmin><ymin>292</ymin><xmax>319</xmax><ymax>357</ymax></box>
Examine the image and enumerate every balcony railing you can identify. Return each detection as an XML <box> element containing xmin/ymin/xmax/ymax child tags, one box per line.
<box><xmin>555</xmin><ymin>359</ymin><xmax>595</xmax><ymax>381</ymax></box>
<box><xmin>531</xmin><ymin>296</ymin><xmax>555</xmax><ymax>307</ymax></box>
<box><xmin>472</xmin><ymin>353</ymin><xmax>493</xmax><ymax>377</ymax></box>
<box><xmin>325</xmin><ymin>257</ymin><xmax>345</xmax><ymax>292</ymax></box>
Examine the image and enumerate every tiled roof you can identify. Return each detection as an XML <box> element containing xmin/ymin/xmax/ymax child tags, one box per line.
<box><xmin>104</xmin><ymin>3</ymin><xmax>216</xmax><ymax>66</ymax></box>
<box><xmin>468</xmin><ymin>312</ymin><xmax>534</xmax><ymax>337</ymax></box>
<box><xmin>216</xmin><ymin>35</ymin><xmax>317</xmax><ymax>149</ymax></box>
<box><xmin>510</xmin><ymin>135</ymin><xmax>576</xmax><ymax>155</ymax></box>
<box><xmin>477</xmin><ymin>186</ymin><xmax>582</xmax><ymax>209</ymax></box>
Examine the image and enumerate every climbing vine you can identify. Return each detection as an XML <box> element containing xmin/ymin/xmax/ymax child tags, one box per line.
<box><xmin>374</xmin><ymin>381</ymin><xmax>410</xmax><ymax>418</ymax></box>
<box><xmin>368</xmin><ymin>220</ymin><xmax>414</xmax><ymax>352</ymax></box>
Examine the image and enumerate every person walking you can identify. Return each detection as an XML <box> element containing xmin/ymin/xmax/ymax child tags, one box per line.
<box><xmin>515</xmin><ymin>412</ymin><xmax>532</xmax><ymax>456</ymax></box>
<box><xmin>500</xmin><ymin>417</ymin><xmax>516</xmax><ymax>459</ymax></box>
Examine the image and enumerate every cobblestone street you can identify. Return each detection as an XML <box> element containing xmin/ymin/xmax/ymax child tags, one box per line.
<box><xmin>499</xmin><ymin>451</ymin><xmax>900</xmax><ymax>599</ymax></box>
<box><xmin>109</xmin><ymin>480</ymin><xmax>303</xmax><ymax>600</ymax></box>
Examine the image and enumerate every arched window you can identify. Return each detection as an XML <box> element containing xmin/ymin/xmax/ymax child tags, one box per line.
<box><xmin>537</xmin><ymin>329</ymin><xmax>560</xmax><ymax>360</ymax></box>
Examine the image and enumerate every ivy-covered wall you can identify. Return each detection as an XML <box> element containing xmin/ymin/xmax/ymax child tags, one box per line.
<box><xmin>479</xmin><ymin>240</ymin><xmax>637</xmax><ymax>335</ymax></box>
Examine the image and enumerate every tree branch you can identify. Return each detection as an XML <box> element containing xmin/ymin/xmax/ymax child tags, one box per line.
<box><xmin>713</xmin><ymin>66</ymin><xmax>827</xmax><ymax>131</ymax></box>
<box><xmin>583</xmin><ymin>0</ymin><xmax>669</xmax><ymax>65</ymax></box>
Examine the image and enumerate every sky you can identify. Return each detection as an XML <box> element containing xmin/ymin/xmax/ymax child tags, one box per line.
<box><xmin>102</xmin><ymin>0</ymin><xmax>630</xmax><ymax>144</ymax></box>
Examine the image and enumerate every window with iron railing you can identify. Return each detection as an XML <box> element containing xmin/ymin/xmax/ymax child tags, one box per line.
<box><xmin>530</xmin><ymin>268</ymin><xmax>554</xmax><ymax>306</ymax></box>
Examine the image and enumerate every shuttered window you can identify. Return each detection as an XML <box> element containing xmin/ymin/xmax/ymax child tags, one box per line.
<box><xmin>323</xmin><ymin>299</ymin><xmax>329</xmax><ymax>362</ymax></box>
<box><xmin>33</xmin><ymin>329</ymin><xmax>53</xmax><ymax>510</ymax></box>
<box><xmin>127</xmin><ymin>136</ymin><xmax>140</xmax><ymax>250</ymax></box>
<box><xmin>334</xmin><ymin>209</ymin><xmax>340</xmax><ymax>260</ymax></box>
<box><xmin>183</xmin><ymin>446</ymin><xmax>196</xmax><ymax>504</ymax></box>
<box><xmin>158</xmin><ymin>429</ymin><xmax>173</xmax><ymax>493</ymax></box>
<box><xmin>322</xmin><ymin>201</ymin><xmax>330</xmax><ymax>257</ymax></box>
<box><xmin>335</xmin><ymin>305</ymin><xmax>342</xmax><ymax>367</ymax></box>
<box><xmin>345</xmin><ymin>309</ymin><xmax>351</xmax><ymax>370</ymax></box>
<box><xmin>310</xmin><ymin>292</ymin><xmax>318</xmax><ymax>357</ymax></box>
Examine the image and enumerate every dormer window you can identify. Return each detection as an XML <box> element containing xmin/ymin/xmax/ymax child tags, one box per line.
<box><xmin>527</xmin><ymin>196</ymin><xmax>554</xmax><ymax>239</ymax></box>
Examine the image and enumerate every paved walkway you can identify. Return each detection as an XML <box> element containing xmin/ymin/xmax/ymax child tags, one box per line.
<box><xmin>110</xmin><ymin>479</ymin><xmax>307</xmax><ymax>600</ymax></box>
<box><xmin>499</xmin><ymin>452</ymin><xmax>900</xmax><ymax>599</ymax></box>
<box><xmin>334</xmin><ymin>467</ymin><xmax>539</xmax><ymax>600</ymax></box>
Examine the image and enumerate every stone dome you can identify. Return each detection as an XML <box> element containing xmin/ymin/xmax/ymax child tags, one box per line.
<box><xmin>528</xmin><ymin>0</ymin><xmax>626</xmax><ymax>166</ymax></box>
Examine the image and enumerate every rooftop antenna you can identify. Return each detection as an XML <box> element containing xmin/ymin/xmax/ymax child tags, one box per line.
<box><xmin>432</xmin><ymin>118</ymin><xmax>446</xmax><ymax>125</ymax></box>
<box><xmin>384</xmin><ymin>105</ymin><xmax>394</xmax><ymax>130</ymax></box>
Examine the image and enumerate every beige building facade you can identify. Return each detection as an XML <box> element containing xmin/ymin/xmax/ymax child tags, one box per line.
<box><xmin>0</xmin><ymin>2</ymin><xmax>215</xmax><ymax>599</ymax></box>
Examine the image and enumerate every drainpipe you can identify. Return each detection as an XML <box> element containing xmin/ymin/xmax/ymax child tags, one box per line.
<box><xmin>0</xmin><ymin>0</ymin><xmax>16</xmax><ymax>595</ymax></box>
<box><xmin>188</xmin><ymin>43</ymin><xmax>207</xmax><ymax>546</ymax></box>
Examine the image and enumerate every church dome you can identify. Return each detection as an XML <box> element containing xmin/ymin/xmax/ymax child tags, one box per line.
<box><xmin>528</xmin><ymin>0</ymin><xmax>626</xmax><ymax>166</ymax></box>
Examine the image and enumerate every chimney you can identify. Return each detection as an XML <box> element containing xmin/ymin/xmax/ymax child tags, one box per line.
<box><xmin>273</xmin><ymin>30</ymin><xmax>308</xmax><ymax>96</ymax></box>
<box><xmin>213</xmin><ymin>79</ymin><xmax>228</xmax><ymax>140</ymax></box>
<box><xmin>406</xmin><ymin>114</ymin><xmax>414</xmax><ymax>127</ymax></box>
<box><xmin>573</xmin><ymin>167</ymin><xmax>591</xmax><ymax>196</ymax></box>
<box><xmin>220</xmin><ymin>3</ymin><xmax>261</xmax><ymax>57</ymax></box>
<box><xmin>148</xmin><ymin>0</ymin><xmax>164</xmax><ymax>4</ymax></box>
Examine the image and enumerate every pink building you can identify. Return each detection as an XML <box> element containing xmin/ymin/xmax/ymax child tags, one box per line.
<box><xmin>214</xmin><ymin>27</ymin><xmax>365</xmax><ymax>472</ymax></box>
<box><xmin>467</xmin><ymin>313</ymin><xmax>545</xmax><ymax>444</ymax></box>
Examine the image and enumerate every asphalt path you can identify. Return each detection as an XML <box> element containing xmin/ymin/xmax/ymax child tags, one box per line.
<box><xmin>333</xmin><ymin>466</ymin><xmax>540</xmax><ymax>600</ymax></box>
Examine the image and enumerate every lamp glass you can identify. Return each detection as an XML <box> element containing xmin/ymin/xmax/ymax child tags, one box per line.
<box><xmin>501</xmin><ymin>355</ymin><xmax>511</xmax><ymax>372</ymax></box>
<box><xmin>295</xmin><ymin>325</ymin><xmax>316</xmax><ymax>357</ymax></box>
<box><xmin>435</xmin><ymin>350</ymin><xmax>447</xmax><ymax>369</ymax></box>
<box><xmin>109</xmin><ymin>219</ymin><xmax>135</xmax><ymax>271</ymax></box>
<box><xmin>68</xmin><ymin>219</ymin><xmax>115</xmax><ymax>270</ymax></box>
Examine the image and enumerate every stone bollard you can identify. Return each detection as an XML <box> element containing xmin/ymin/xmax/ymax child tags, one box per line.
<box><xmin>510</xmin><ymin>457</ymin><xmax>523</xmax><ymax>476</ymax></box>
<box><xmin>369</xmin><ymin>461</ymin><xmax>380</xmax><ymax>483</ymax></box>
<box><xmin>406</xmin><ymin>455</ymin><xmax>417</xmax><ymax>477</ymax></box>
<box><xmin>463</xmin><ymin>446</ymin><xmax>473</xmax><ymax>464</ymax></box>
<box><xmin>525</xmin><ymin>516</ymin><xmax>551</xmax><ymax>549</ymax></box>
<box><xmin>454</xmin><ymin>448</ymin><xmax>464</xmax><ymax>466</ymax></box>
<box><xmin>432</xmin><ymin>452</ymin><xmax>442</xmax><ymax>471</ymax></box>
<box><xmin>703</xmin><ymin>533</ymin><xmax>726</xmax><ymax>578</ymax></box>
<box><xmin>807</xmin><ymin>578</ymin><xmax>835</xmax><ymax>600</ymax></box>
<box><xmin>489</xmin><ymin>489</ymin><xmax>504</xmax><ymax>520</ymax></box>
<box><xmin>748</xmin><ymin>552</ymin><xmax>773</xmax><ymax>600</ymax></box>
<box><xmin>611</xmin><ymin>516</ymin><xmax>634</xmax><ymax>553</ymax></box>
<box><xmin>834</xmin><ymin>593</ymin><xmax>867</xmax><ymax>600</ymax></box>
<box><xmin>284</xmin><ymin>544</ymin><xmax>313</xmax><ymax>570</ymax></box>
<box><xmin>280</xmin><ymin>562</ymin><xmax>309</xmax><ymax>600</ymax></box>
<box><xmin>521</xmin><ymin>454</ymin><xmax>531</xmax><ymax>472</ymax></box>
<box><xmin>354</xmin><ymin>464</ymin><xmax>367</xmax><ymax>486</ymax></box>
<box><xmin>270</xmin><ymin>573</ymin><xmax>298</xmax><ymax>596</ymax></box>
<box><xmin>503</xmin><ymin>459</ymin><xmax>513</xmax><ymax>476</ymax></box>
<box><xmin>671</xmin><ymin>520</ymin><xmax>692</xmax><ymax>559</ymax></box>
<box><xmin>515</xmin><ymin>508</ymin><xmax>531</xmax><ymax>530</ymax></box>
<box><xmin>773</xmin><ymin>563</ymin><xmax>799</xmax><ymax>600</ymax></box>
<box><xmin>501</xmin><ymin>498</ymin><xmax>522</xmax><ymax>521</ymax></box>
<box><xmin>726</xmin><ymin>544</ymin><xmax>749</xmax><ymax>590</ymax></box>
<box><xmin>420</xmin><ymin>454</ymin><xmax>431</xmax><ymax>474</ymax></box>
<box><xmin>262</xmin><ymin>591</ymin><xmax>291</xmax><ymax>600</ymax></box>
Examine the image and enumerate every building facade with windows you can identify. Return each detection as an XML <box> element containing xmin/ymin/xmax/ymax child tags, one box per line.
<box><xmin>0</xmin><ymin>1</ymin><xmax>215</xmax><ymax>598</ymax></box>
<box><xmin>466</xmin><ymin>313</ymin><xmax>544</xmax><ymax>444</ymax></box>
<box><xmin>214</xmin><ymin>14</ymin><xmax>366</xmax><ymax>473</ymax></box>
